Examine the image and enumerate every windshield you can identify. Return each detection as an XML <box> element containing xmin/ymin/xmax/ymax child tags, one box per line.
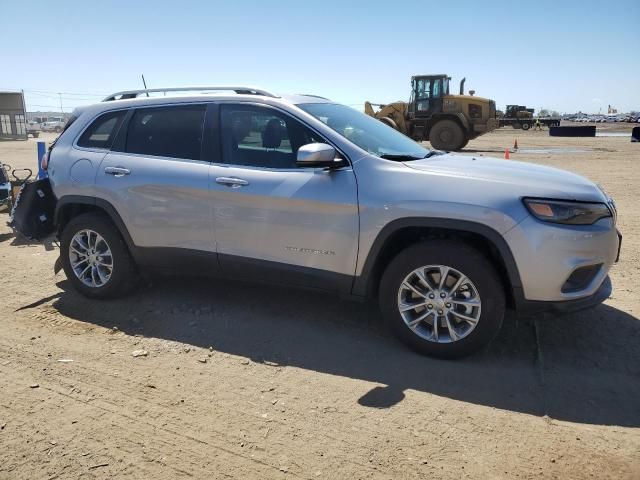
<box><xmin>298</xmin><ymin>103</ymin><xmax>429</xmax><ymax>160</ymax></box>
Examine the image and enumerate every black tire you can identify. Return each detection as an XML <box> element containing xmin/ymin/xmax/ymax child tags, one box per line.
<box><xmin>521</xmin><ymin>122</ymin><xmax>531</xmax><ymax>131</ymax></box>
<box><xmin>54</xmin><ymin>126</ymin><xmax>62</xmax><ymax>133</ymax></box>
<box><xmin>33</xmin><ymin>132</ymin><xmax>40</xmax><ymax>138</ymax></box>
<box><xmin>379</xmin><ymin>240</ymin><xmax>505</xmax><ymax>359</ymax></box>
<box><xmin>429</xmin><ymin>120</ymin><xmax>466</xmax><ymax>151</ymax></box>
<box><xmin>61</xmin><ymin>212</ymin><xmax>138</xmax><ymax>299</ymax></box>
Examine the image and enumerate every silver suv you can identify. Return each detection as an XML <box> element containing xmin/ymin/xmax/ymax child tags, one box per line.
<box><xmin>42</xmin><ymin>86</ymin><xmax>621</xmax><ymax>358</ymax></box>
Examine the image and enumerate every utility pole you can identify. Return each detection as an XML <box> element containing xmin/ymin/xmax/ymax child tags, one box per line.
<box><xmin>58</xmin><ymin>93</ymin><xmax>64</xmax><ymax>117</ymax></box>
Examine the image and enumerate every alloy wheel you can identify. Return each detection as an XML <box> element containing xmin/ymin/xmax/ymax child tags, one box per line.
<box><xmin>397</xmin><ymin>264</ymin><xmax>481</xmax><ymax>343</ymax></box>
<box><xmin>68</xmin><ymin>229</ymin><xmax>113</xmax><ymax>288</ymax></box>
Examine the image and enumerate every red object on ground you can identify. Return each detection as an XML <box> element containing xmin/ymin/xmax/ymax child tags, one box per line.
<box><xmin>504</xmin><ymin>148</ymin><xmax>510</xmax><ymax>159</ymax></box>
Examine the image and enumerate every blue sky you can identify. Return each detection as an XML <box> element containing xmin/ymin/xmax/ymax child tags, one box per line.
<box><xmin>2</xmin><ymin>0</ymin><xmax>639</xmax><ymax>114</ymax></box>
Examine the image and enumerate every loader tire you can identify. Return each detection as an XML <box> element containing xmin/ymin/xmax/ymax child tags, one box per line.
<box><xmin>429</xmin><ymin>120</ymin><xmax>466</xmax><ymax>151</ymax></box>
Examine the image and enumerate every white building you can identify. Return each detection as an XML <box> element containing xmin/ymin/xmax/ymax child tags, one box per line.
<box><xmin>0</xmin><ymin>91</ymin><xmax>27</xmax><ymax>140</ymax></box>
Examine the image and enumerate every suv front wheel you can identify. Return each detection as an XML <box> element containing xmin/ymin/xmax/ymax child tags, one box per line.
<box><xmin>60</xmin><ymin>213</ymin><xmax>138</xmax><ymax>299</ymax></box>
<box><xmin>379</xmin><ymin>240</ymin><xmax>505</xmax><ymax>359</ymax></box>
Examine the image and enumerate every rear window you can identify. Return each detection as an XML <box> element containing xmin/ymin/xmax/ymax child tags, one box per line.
<box><xmin>125</xmin><ymin>105</ymin><xmax>206</xmax><ymax>160</ymax></box>
<box><xmin>77</xmin><ymin>111</ymin><xmax>125</xmax><ymax>149</ymax></box>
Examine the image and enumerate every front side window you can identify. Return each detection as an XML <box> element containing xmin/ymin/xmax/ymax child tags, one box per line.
<box><xmin>77</xmin><ymin>110</ymin><xmax>125</xmax><ymax>149</ymax></box>
<box><xmin>416</xmin><ymin>79</ymin><xmax>430</xmax><ymax>100</ymax></box>
<box><xmin>125</xmin><ymin>105</ymin><xmax>206</xmax><ymax>160</ymax></box>
<box><xmin>299</xmin><ymin>103</ymin><xmax>429</xmax><ymax>160</ymax></box>
<box><xmin>221</xmin><ymin>104</ymin><xmax>324</xmax><ymax>169</ymax></box>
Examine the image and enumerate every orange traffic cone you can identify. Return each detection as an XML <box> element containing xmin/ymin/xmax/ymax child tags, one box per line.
<box><xmin>514</xmin><ymin>139</ymin><xmax>518</xmax><ymax>150</ymax></box>
<box><xmin>504</xmin><ymin>148</ymin><xmax>510</xmax><ymax>159</ymax></box>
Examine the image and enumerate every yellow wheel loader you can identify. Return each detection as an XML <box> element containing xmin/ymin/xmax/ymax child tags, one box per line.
<box><xmin>364</xmin><ymin>75</ymin><xmax>498</xmax><ymax>151</ymax></box>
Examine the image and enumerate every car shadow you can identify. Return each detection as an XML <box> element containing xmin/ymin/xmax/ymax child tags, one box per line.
<box><xmin>43</xmin><ymin>276</ymin><xmax>640</xmax><ymax>427</ymax></box>
<box><xmin>0</xmin><ymin>229</ymin><xmax>57</xmax><ymax>251</ymax></box>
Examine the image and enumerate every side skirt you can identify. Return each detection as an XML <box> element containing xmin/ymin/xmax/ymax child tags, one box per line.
<box><xmin>133</xmin><ymin>247</ymin><xmax>354</xmax><ymax>296</ymax></box>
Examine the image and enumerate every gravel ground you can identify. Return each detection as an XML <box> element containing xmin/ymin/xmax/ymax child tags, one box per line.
<box><xmin>0</xmin><ymin>125</ymin><xmax>638</xmax><ymax>479</ymax></box>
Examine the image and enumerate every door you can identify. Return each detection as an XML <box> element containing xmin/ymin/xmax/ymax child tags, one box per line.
<box><xmin>208</xmin><ymin>103</ymin><xmax>359</xmax><ymax>292</ymax></box>
<box><xmin>414</xmin><ymin>77</ymin><xmax>444</xmax><ymax>118</ymax></box>
<box><xmin>95</xmin><ymin>104</ymin><xmax>215</xmax><ymax>262</ymax></box>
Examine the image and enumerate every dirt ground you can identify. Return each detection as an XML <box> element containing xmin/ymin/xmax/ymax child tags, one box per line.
<box><xmin>1</xmin><ymin>125</ymin><xmax>639</xmax><ymax>479</ymax></box>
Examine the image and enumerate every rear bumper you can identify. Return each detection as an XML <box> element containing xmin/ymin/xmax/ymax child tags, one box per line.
<box><xmin>515</xmin><ymin>275</ymin><xmax>612</xmax><ymax>316</ymax></box>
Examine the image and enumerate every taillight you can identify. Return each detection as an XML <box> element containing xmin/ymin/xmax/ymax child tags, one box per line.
<box><xmin>41</xmin><ymin>150</ymin><xmax>50</xmax><ymax>171</ymax></box>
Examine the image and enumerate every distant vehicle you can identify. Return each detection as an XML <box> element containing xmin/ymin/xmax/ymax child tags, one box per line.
<box><xmin>498</xmin><ymin>105</ymin><xmax>560</xmax><ymax>130</ymax></box>
<box><xmin>364</xmin><ymin>74</ymin><xmax>498</xmax><ymax>150</ymax></box>
<box><xmin>41</xmin><ymin>117</ymin><xmax>66</xmax><ymax>133</ymax></box>
<box><xmin>27</xmin><ymin>121</ymin><xmax>41</xmax><ymax>138</ymax></box>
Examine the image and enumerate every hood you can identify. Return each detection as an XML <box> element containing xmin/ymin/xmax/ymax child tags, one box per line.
<box><xmin>403</xmin><ymin>154</ymin><xmax>606</xmax><ymax>202</ymax></box>
<box><xmin>444</xmin><ymin>94</ymin><xmax>492</xmax><ymax>103</ymax></box>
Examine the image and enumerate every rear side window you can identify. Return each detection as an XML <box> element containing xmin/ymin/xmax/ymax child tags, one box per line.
<box><xmin>77</xmin><ymin>111</ymin><xmax>125</xmax><ymax>149</ymax></box>
<box><xmin>125</xmin><ymin>105</ymin><xmax>206</xmax><ymax>160</ymax></box>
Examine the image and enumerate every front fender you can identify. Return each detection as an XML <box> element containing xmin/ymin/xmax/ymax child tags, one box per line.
<box><xmin>352</xmin><ymin>216</ymin><xmax>523</xmax><ymax>299</ymax></box>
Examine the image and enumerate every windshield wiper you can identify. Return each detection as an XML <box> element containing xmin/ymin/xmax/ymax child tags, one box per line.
<box><xmin>379</xmin><ymin>153</ymin><xmax>425</xmax><ymax>161</ymax></box>
<box><xmin>423</xmin><ymin>150</ymin><xmax>443</xmax><ymax>158</ymax></box>
<box><xmin>379</xmin><ymin>151</ymin><xmax>441</xmax><ymax>161</ymax></box>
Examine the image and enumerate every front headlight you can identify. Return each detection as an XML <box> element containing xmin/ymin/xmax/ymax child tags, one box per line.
<box><xmin>523</xmin><ymin>198</ymin><xmax>612</xmax><ymax>225</ymax></box>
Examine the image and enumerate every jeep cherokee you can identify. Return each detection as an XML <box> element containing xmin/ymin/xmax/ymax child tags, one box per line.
<box><xmin>38</xmin><ymin>86</ymin><xmax>621</xmax><ymax>358</ymax></box>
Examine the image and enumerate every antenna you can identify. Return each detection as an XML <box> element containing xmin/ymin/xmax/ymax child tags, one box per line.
<box><xmin>141</xmin><ymin>75</ymin><xmax>149</xmax><ymax>97</ymax></box>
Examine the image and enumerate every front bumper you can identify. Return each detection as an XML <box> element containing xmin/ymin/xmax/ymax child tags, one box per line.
<box><xmin>504</xmin><ymin>216</ymin><xmax>619</xmax><ymax>303</ymax></box>
<box><xmin>515</xmin><ymin>275</ymin><xmax>612</xmax><ymax>316</ymax></box>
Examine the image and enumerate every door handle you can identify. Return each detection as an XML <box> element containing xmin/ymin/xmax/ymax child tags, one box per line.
<box><xmin>215</xmin><ymin>177</ymin><xmax>249</xmax><ymax>187</ymax></box>
<box><xmin>104</xmin><ymin>166</ymin><xmax>131</xmax><ymax>176</ymax></box>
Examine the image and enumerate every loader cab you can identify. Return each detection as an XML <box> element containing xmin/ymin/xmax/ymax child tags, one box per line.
<box><xmin>409</xmin><ymin>75</ymin><xmax>451</xmax><ymax>118</ymax></box>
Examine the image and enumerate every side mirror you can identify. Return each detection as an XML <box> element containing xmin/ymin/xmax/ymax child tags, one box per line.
<box><xmin>296</xmin><ymin>143</ymin><xmax>342</xmax><ymax>168</ymax></box>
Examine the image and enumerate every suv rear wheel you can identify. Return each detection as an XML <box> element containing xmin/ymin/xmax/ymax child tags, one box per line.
<box><xmin>60</xmin><ymin>213</ymin><xmax>138</xmax><ymax>298</ymax></box>
<box><xmin>379</xmin><ymin>240</ymin><xmax>505</xmax><ymax>358</ymax></box>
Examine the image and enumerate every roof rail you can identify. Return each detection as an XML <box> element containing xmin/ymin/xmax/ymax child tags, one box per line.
<box><xmin>297</xmin><ymin>94</ymin><xmax>330</xmax><ymax>100</ymax></box>
<box><xmin>103</xmin><ymin>86</ymin><xmax>277</xmax><ymax>102</ymax></box>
